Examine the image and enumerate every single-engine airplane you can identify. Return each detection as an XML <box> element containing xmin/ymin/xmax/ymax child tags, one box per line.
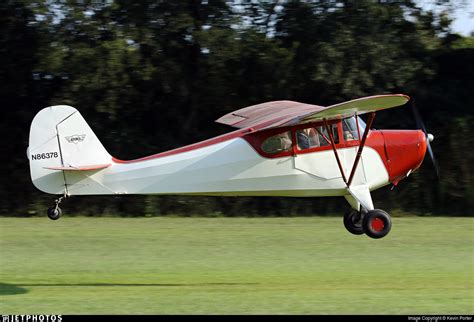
<box><xmin>27</xmin><ymin>94</ymin><xmax>436</xmax><ymax>239</ymax></box>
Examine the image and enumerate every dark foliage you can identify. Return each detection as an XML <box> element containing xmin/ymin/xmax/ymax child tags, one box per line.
<box><xmin>1</xmin><ymin>1</ymin><xmax>472</xmax><ymax>216</ymax></box>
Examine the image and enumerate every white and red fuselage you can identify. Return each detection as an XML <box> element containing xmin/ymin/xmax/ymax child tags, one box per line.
<box><xmin>108</xmin><ymin>121</ymin><xmax>426</xmax><ymax>197</ymax></box>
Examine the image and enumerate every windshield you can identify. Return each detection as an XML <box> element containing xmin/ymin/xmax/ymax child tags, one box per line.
<box><xmin>342</xmin><ymin>116</ymin><xmax>366</xmax><ymax>141</ymax></box>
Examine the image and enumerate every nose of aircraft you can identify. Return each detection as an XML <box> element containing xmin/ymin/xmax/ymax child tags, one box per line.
<box><xmin>380</xmin><ymin>130</ymin><xmax>427</xmax><ymax>185</ymax></box>
<box><xmin>417</xmin><ymin>130</ymin><xmax>428</xmax><ymax>166</ymax></box>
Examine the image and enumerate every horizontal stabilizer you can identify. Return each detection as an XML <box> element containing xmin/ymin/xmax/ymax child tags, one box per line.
<box><xmin>44</xmin><ymin>164</ymin><xmax>111</xmax><ymax>171</ymax></box>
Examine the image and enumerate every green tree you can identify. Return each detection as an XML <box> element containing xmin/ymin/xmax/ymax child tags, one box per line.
<box><xmin>1</xmin><ymin>1</ymin><xmax>471</xmax><ymax>217</ymax></box>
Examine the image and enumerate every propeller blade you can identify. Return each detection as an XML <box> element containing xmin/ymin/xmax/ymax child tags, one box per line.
<box><xmin>411</xmin><ymin>98</ymin><xmax>427</xmax><ymax>134</ymax></box>
<box><xmin>411</xmin><ymin>98</ymin><xmax>440</xmax><ymax>179</ymax></box>
<box><xmin>426</xmin><ymin>139</ymin><xmax>440</xmax><ymax>179</ymax></box>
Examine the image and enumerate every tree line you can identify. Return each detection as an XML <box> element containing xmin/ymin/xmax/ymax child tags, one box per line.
<box><xmin>1</xmin><ymin>0</ymin><xmax>472</xmax><ymax>217</ymax></box>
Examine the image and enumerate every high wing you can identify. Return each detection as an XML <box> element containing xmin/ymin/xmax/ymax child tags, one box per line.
<box><xmin>216</xmin><ymin>94</ymin><xmax>409</xmax><ymax>130</ymax></box>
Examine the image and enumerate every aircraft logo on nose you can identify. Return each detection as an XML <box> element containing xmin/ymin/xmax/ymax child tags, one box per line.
<box><xmin>65</xmin><ymin>134</ymin><xmax>86</xmax><ymax>144</ymax></box>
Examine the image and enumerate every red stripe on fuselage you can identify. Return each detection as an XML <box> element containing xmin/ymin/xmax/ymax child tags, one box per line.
<box><xmin>112</xmin><ymin>127</ymin><xmax>252</xmax><ymax>164</ymax></box>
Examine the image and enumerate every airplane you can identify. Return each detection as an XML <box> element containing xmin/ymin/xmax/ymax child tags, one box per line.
<box><xmin>27</xmin><ymin>94</ymin><xmax>436</xmax><ymax>239</ymax></box>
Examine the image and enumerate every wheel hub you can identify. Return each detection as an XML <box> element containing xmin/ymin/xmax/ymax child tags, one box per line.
<box><xmin>371</xmin><ymin>217</ymin><xmax>385</xmax><ymax>231</ymax></box>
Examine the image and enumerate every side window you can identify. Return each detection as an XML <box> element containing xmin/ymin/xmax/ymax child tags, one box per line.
<box><xmin>297</xmin><ymin>127</ymin><xmax>321</xmax><ymax>150</ymax></box>
<box><xmin>342</xmin><ymin>117</ymin><xmax>360</xmax><ymax>141</ymax></box>
<box><xmin>319</xmin><ymin>124</ymin><xmax>339</xmax><ymax>145</ymax></box>
<box><xmin>261</xmin><ymin>131</ymin><xmax>292</xmax><ymax>154</ymax></box>
<box><xmin>297</xmin><ymin>125</ymin><xmax>338</xmax><ymax>150</ymax></box>
<box><xmin>332</xmin><ymin>124</ymin><xmax>339</xmax><ymax>143</ymax></box>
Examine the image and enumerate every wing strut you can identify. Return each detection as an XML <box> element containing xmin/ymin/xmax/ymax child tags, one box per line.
<box><xmin>324</xmin><ymin>112</ymin><xmax>376</xmax><ymax>187</ymax></box>
<box><xmin>324</xmin><ymin>119</ymin><xmax>347</xmax><ymax>184</ymax></box>
<box><xmin>347</xmin><ymin>112</ymin><xmax>376</xmax><ymax>186</ymax></box>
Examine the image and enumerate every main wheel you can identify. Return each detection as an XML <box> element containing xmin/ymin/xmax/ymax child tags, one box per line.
<box><xmin>47</xmin><ymin>207</ymin><xmax>62</xmax><ymax>220</ymax></box>
<box><xmin>362</xmin><ymin>209</ymin><xmax>391</xmax><ymax>239</ymax></box>
<box><xmin>343</xmin><ymin>209</ymin><xmax>364</xmax><ymax>235</ymax></box>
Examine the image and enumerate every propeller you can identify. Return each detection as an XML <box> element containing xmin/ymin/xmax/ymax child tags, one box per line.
<box><xmin>411</xmin><ymin>98</ymin><xmax>440</xmax><ymax>179</ymax></box>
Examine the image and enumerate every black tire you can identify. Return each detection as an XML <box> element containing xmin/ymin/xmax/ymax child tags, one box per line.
<box><xmin>47</xmin><ymin>207</ymin><xmax>62</xmax><ymax>220</ymax></box>
<box><xmin>362</xmin><ymin>209</ymin><xmax>391</xmax><ymax>239</ymax></box>
<box><xmin>343</xmin><ymin>209</ymin><xmax>364</xmax><ymax>235</ymax></box>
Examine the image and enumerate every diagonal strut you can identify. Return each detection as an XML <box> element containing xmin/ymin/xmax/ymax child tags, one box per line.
<box><xmin>324</xmin><ymin>119</ymin><xmax>347</xmax><ymax>185</ymax></box>
<box><xmin>347</xmin><ymin>112</ymin><xmax>376</xmax><ymax>186</ymax></box>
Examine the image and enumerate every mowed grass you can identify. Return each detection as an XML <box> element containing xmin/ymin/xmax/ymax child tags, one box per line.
<box><xmin>0</xmin><ymin>216</ymin><xmax>473</xmax><ymax>314</ymax></box>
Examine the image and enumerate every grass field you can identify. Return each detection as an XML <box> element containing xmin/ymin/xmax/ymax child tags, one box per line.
<box><xmin>0</xmin><ymin>216</ymin><xmax>473</xmax><ymax>314</ymax></box>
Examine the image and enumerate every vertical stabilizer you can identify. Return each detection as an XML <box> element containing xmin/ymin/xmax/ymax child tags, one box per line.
<box><xmin>28</xmin><ymin>106</ymin><xmax>111</xmax><ymax>194</ymax></box>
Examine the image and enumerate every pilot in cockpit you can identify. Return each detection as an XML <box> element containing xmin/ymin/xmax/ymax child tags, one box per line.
<box><xmin>297</xmin><ymin>127</ymin><xmax>320</xmax><ymax>150</ymax></box>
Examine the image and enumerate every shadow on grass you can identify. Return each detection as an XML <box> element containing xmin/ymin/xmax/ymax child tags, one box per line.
<box><xmin>0</xmin><ymin>282</ymin><xmax>257</xmax><ymax>296</ymax></box>
<box><xmin>12</xmin><ymin>282</ymin><xmax>258</xmax><ymax>287</ymax></box>
<box><xmin>0</xmin><ymin>283</ymin><xmax>29</xmax><ymax>296</ymax></box>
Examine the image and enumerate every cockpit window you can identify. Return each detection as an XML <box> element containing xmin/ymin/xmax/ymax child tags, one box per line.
<box><xmin>342</xmin><ymin>116</ymin><xmax>365</xmax><ymax>141</ymax></box>
<box><xmin>261</xmin><ymin>131</ymin><xmax>292</xmax><ymax>154</ymax></box>
<box><xmin>296</xmin><ymin>124</ymin><xmax>338</xmax><ymax>150</ymax></box>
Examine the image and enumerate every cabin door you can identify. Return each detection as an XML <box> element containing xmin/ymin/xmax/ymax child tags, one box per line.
<box><xmin>292</xmin><ymin>123</ymin><xmax>366</xmax><ymax>184</ymax></box>
<box><xmin>292</xmin><ymin>124</ymin><xmax>343</xmax><ymax>180</ymax></box>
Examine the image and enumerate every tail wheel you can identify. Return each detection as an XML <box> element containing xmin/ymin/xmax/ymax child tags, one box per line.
<box><xmin>362</xmin><ymin>209</ymin><xmax>391</xmax><ymax>239</ymax></box>
<box><xmin>47</xmin><ymin>207</ymin><xmax>62</xmax><ymax>220</ymax></box>
<box><xmin>343</xmin><ymin>209</ymin><xmax>364</xmax><ymax>235</ymax></box>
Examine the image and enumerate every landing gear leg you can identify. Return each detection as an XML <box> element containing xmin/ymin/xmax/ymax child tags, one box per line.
<box><xmin>47</xmin><ymin>194</ymin><xmax>67</xmax><ymax>220</ymax></box>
